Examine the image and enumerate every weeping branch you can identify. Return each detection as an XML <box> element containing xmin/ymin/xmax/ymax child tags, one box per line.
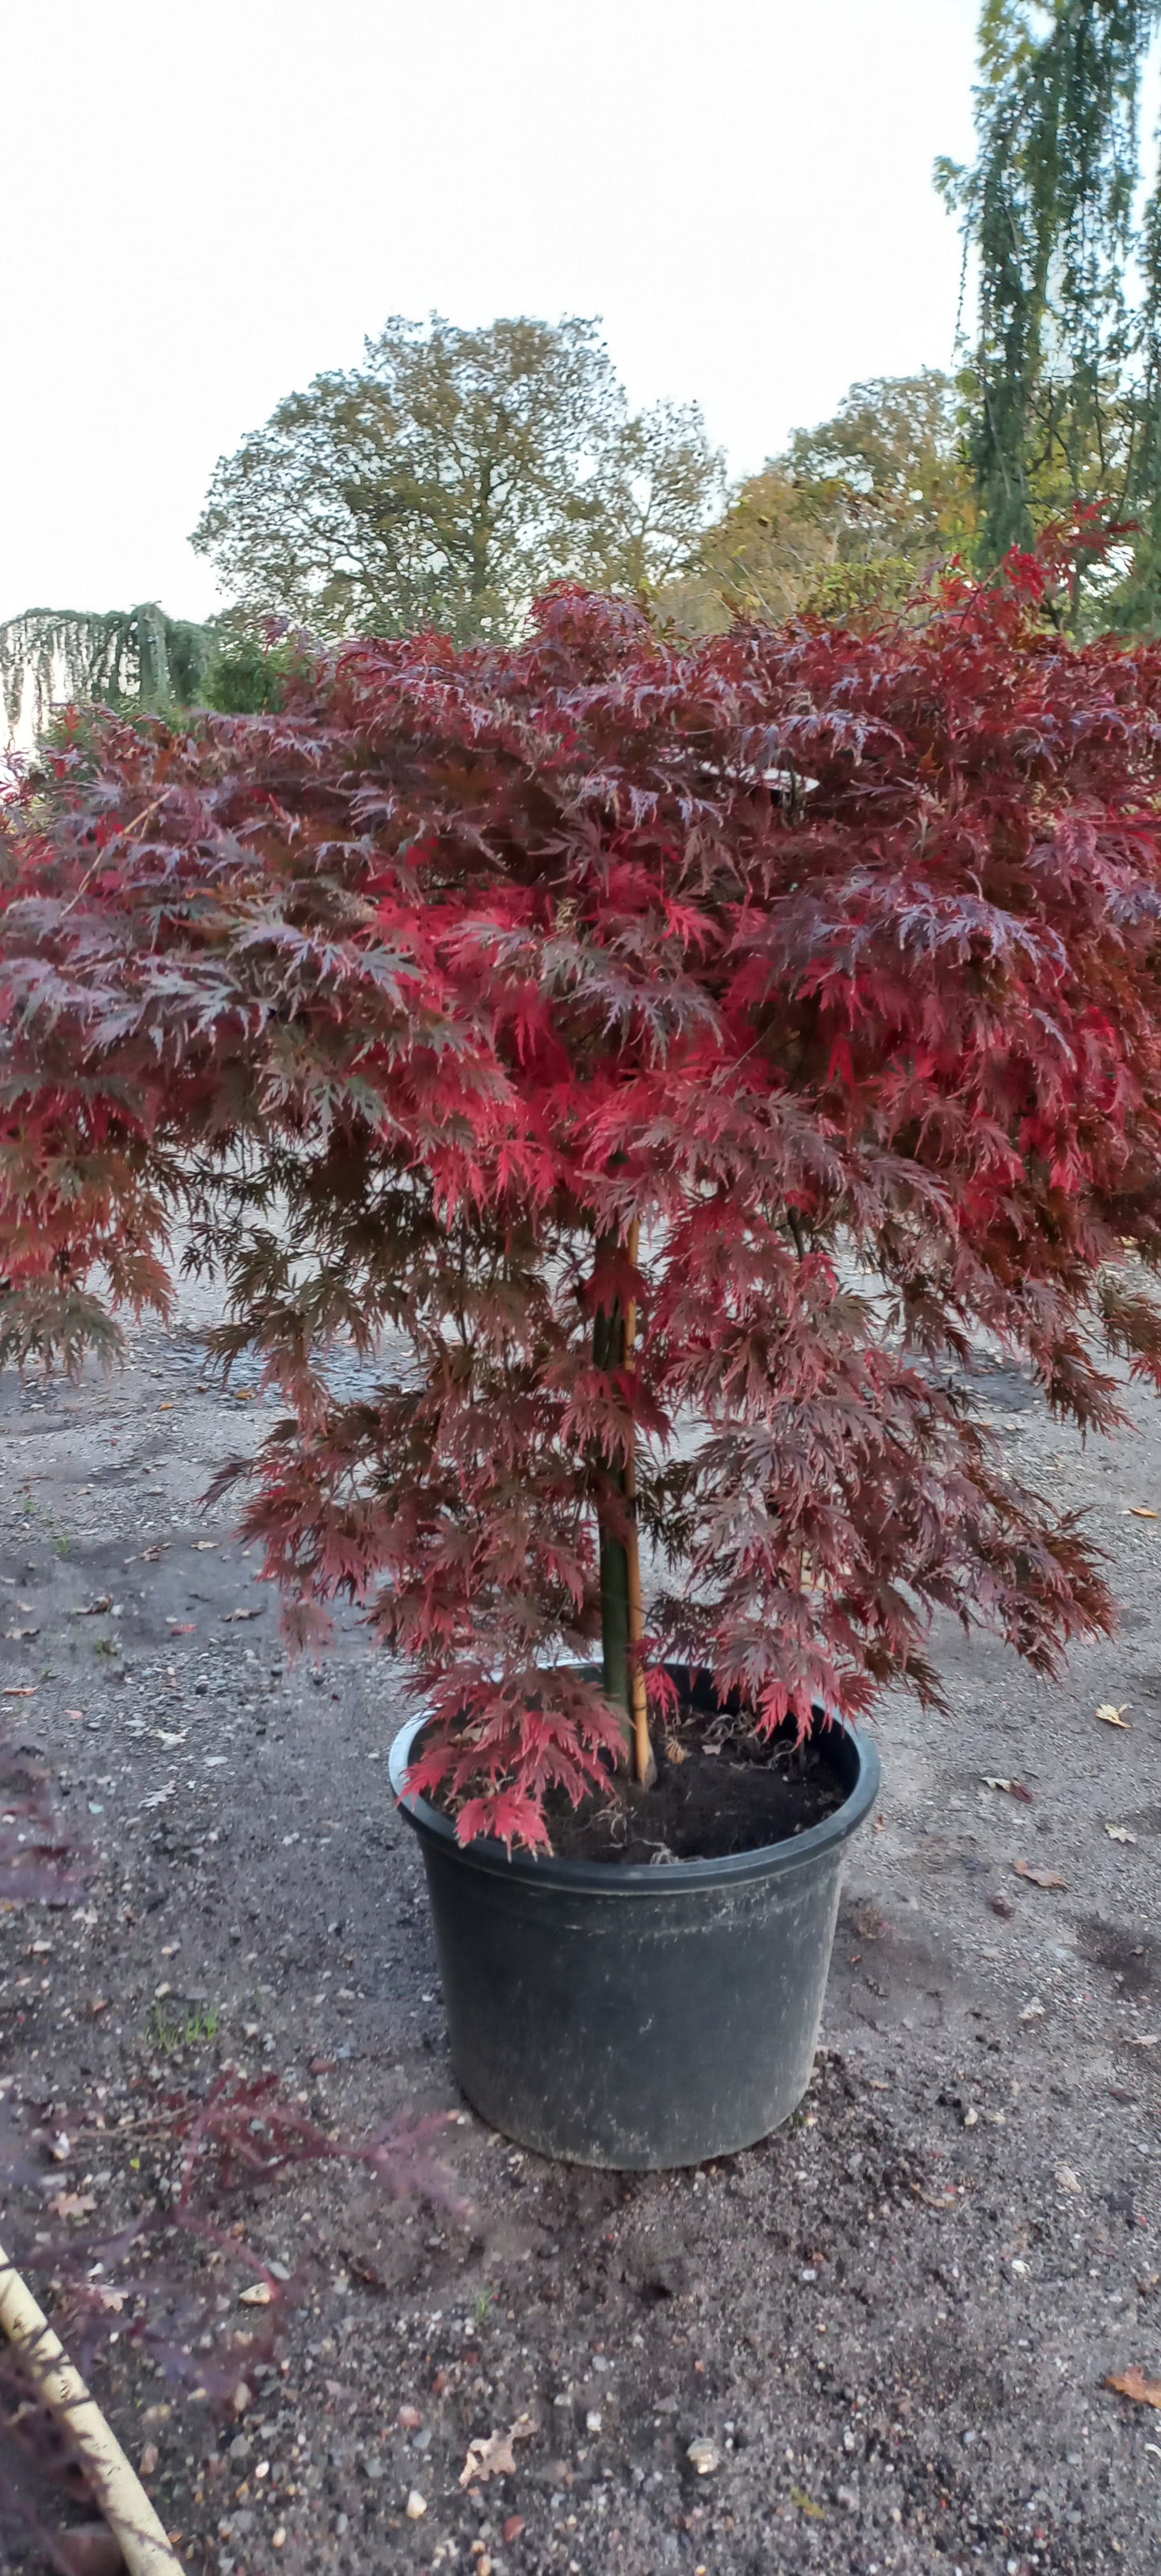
<box><xmin>939</xmin><ymin>1</ymin><xmax>1161</xmax><ymax>623</ymax></box>
<box><xmin>0</xmin><ymin>604</ymin><xmax>216</xmax><ymax>734</ymax></box>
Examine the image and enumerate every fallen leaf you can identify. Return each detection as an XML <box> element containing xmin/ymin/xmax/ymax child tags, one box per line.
<box><xmin>55</xmin><ymin>2525</ymin><xmax>126</xmax><ymax>2576</ymax></box>
<box><xmin>139</xmin><ymin>2440</ymin><xmax>159</xmax><ymax>2476</ymax></box>
<box><xmin>1097</xmin><ymin>1703</ymin><xmax>1131</xmax><ymax>1728</ymax></box>
<box><xmin>1055</xmin><ymin>2165</ymin><xmax>1082</xmax><ymax>2193</ymax></box>
<box><xmin>194</xmin><ymin>1541</ymin><xmax>217</xmax><ymax>1551</ymax></box>
<box><xmin>166</xmin><ymin>1621</ymin><xmax>197</xmax><ymax>1635</ymax></box>
<box><xmin>239</xmin><ymin>2282</ymin><xmax>272</xmax><ymax>2307</ymax></box>
<box><xmin>47</xmin><ymin>2190</ymin><xmax>96</xmax><ymax>2220</ymax></box>
<box><xmin>503</xmin><ymin>2516</ymin><xmax>525</xmax><ymax>2545</ymax></box>
<box><xmin>1105</xmin><ymin>2366</ymin><xmax>1161</xmax><ymax>2410</ymax></box>
<box><xmin>1125</xmin><ymin>2034</ymin><xmax>1159</xmax><ymax>2047</ymax></box>
<box><xmin>1014</xmin><ymin>1860</ymin><xmax>1068</xmax><ymax>1891</ymax></box>
<box><xmin>141</xmin><ymin>1547</ymin><xmax>161</xmax><ymax>1561</ymax></box>
<box><xmin>687</xmin><ymin>2439</ymin><xmax>721</xmax><ymax>2476</ymax></box>
<box><xmin>88</xmin><ymin>1997</ymin><xmax>109</xmax><ymax>2018</ymax></box>
<box><xmin>911</xmin><ymin>2183</ymin><xmax>959</xmax><ymax>2210</ymax></box>
<box><xmin>2</xmin><ymin>1686</ymin><xmax>37</xmax><ymax>1699</ymax></box>
<box><xmin>70</xmin><ymin>1598</ymin><xmax>112</xmax><ymax>1617</ymax></box>
<box><xmin>460</xmin><ymin>2433</ymin><xmax>515</xmax><ymax>2486</ymax></box>
<box><xmin>1126</xmin><ymin>1507</ymin><xmax>1159</xmax><ymax>1518</ymax></box>
<box><xmin>983</xmin><ymin>1776</ymin><xmax>1034</xmax><ymax>1801</ymax></box>
<box><xmin>223</xmin><ymin>1607</ymin><xmax>262</xmax><ymax>1622</ymax></box>
<box><xmin>4</xmin><ymin>1628</ymin><xmax>39</xmax><ymax>1642</ymax></box>
<box><xmin>790</xmin><ymin>2485</ymin><xmax>826</xmax><ymax>2518</ymax></box>
<box><xmin>459</xmin><ymin>2414</ymin><xmax>537</xmax><ymax>2488</ymax></box>
<box><xmin>1105</xmin><ymin>1824</ymin><xmax>1138</xmax><ymax>1844</ymax></box>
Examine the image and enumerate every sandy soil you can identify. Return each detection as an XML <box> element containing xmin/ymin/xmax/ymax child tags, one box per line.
<box><xmin>1</xmin><ymin>1309</ymin><xmax>1159</xmax><ymax>2576</ymax></box>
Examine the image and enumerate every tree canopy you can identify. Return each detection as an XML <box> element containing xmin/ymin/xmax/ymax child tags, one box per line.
<box><xmin>666</xmin><ymin>372</ymin><xmax>975</xmax><ymax>630</ymax></box>
<box><xmin>4</xmin><ymin>572</ymin><xmax>1161</xmax><ymax>1838</ymax></box>
<box><xmin>192</xmin><ymin>314</ymin><xmax>724</xmax><ymax>645</ymax></box>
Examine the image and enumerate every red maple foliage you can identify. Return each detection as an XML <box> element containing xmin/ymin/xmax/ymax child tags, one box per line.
<box><xmin>3</xmin><ymin>570</ymin><xmax>1161</xmax><ymax>1846</ymax></box>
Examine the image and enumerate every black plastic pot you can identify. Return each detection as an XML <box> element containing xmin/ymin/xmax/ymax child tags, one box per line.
<box><xmin>389</xmin><ymin>1677</ymin><xmax>880</xmax><ymax>2169</ymax></box>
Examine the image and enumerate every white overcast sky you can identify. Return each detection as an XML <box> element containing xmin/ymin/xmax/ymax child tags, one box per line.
<box><xmin>2</xmin><ymin>0</ymin><xmax>979</xmax><ymax>625</ymax></box>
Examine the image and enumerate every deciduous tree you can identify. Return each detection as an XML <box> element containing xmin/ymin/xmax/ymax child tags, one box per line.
<box><xmin>668</xmin><ymin>372</ymin><xmax>974</xmax><ymax>630</ymax></box>
<box><xmin>3</xmin><ymin>566</ymin><xmax>1161</xmax><ymax>1845</ymax></box>
<box><xmin>192</xmin><ymin>314</ymin><xmax>723</xmax><ymax>644</ymax></box>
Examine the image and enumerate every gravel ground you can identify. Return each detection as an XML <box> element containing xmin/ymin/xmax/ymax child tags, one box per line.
<box><xmin>1</xmin><ymin>1313</ymin><xmax>1159</xmax><ymax>2576</ymax></box>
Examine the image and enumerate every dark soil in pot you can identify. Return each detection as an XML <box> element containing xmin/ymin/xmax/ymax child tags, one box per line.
<box><xmin>424</xmin><ymin>1669</ymin><xmax>848</xmax><ymax>1864</ymax></box>
<box><xmin>538</xmin><ymin>1714</ymin><xmax>846</xmax><ymax>1865</ymax></box>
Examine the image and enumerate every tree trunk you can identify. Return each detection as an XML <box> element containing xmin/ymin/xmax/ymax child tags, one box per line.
<box><xmin>593</xmin><ymin>1282</ymin><xmax>631</xmax><ymax>1715</ymax></box>
<box><xmin>593</xmin><ymin>1223</ymin><xmax>654</xmax><ymax>1785</ymax></box>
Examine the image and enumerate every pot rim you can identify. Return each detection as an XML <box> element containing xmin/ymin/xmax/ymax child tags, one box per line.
<box><xmin>388</xmin><ymin>1698</ymin><xmax>881</xmax><ymax>1896</ymax></box>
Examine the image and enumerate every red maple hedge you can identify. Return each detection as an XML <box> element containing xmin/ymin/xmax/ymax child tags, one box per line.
<box><xmin>3</xmin><ymin>571</ymin><xmax>1161</xmax><ymax>1845</ymax></box>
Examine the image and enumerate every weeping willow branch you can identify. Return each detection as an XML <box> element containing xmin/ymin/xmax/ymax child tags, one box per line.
<box><xmin>938</xmin><ymin>1</ymin><xmax>1161</xmax><ymax>624</ymax></box>
<box><xmin>0</xmin><ymin>603</ymin><xmax>216</xmax><ymax>734</ymax></box>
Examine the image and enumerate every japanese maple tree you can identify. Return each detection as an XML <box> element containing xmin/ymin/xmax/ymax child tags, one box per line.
<box><xmin>3</xmin><ymin>567</ymin><xmax>1161</xmax><ymax>1847</ymax></box>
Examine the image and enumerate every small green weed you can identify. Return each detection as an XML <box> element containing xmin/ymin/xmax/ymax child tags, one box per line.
<box><xmin>474</xmin><ymin>2286</ymin><xmax>497</xmax><ymax>2326</ymax></box>
<box><xmin>146</xmin><ymin>1998</ymin><xmax>222</xmax><ymax>2055</ymax></box>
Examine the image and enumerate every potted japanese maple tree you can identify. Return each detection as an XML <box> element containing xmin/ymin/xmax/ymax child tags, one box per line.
<box><xmin>2</xmin><ymin>564</ymin><xmax>1160</xmax><ymax>2166</ymax></box>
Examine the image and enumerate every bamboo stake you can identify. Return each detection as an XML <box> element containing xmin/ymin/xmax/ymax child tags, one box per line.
<box><xmin>0</xmin><ymin>2237</ymin><xmax>184</xmax><ymax>2576</ymax></box>
<box><xmin>623</xmin><ymin>1220</ymin><xmax>655</xmax><ymax>1787</ymax></box>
